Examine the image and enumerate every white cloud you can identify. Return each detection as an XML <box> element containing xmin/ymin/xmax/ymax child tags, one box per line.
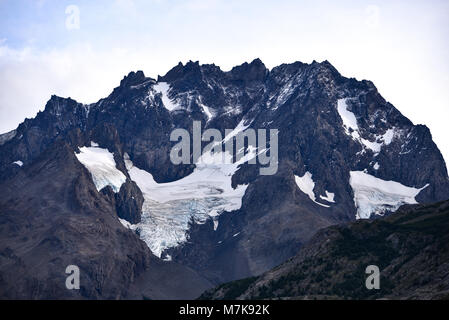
<box><xmin>0</xmin><ymin>42</ymin><xmax>177</xmax><ymax>131</ymax></box>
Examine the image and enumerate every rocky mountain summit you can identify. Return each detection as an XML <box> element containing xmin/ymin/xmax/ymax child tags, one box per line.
<box><xmin>0</xmin><ymin>58</ymin><xmax>448</xmax><ymax>299</ymax></box>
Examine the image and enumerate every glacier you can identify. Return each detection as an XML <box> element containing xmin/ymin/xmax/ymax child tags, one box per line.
<box><xmin>349</xmin><ymin>170</ymin><xmax>429</xmax><ymax>219</ymax></box>
<box><xmin>123</xmin><ymin>124</ymin><xmax>259</xmax><ymax>258</ymax></box>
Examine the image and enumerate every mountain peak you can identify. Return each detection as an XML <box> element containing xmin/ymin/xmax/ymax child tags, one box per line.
<box><xmin>227</xmin><ymin>58</ymin><xmax>268</xmax><ymax>83</ymax></box>
<box><xmin>1</xmin><ymin>58</ymin><xmax>449</xmax><ymax>300</ymax></box>
<box><xmin>250</xmin><ymin>57</ymin><xmax>264</xmax><ymax>66</ymax></box>
<box><xmin>120</xmin><ymin>70</ymin><xmax>146</xmax><ymax>87</ymax></box>
<box><xmin>158</xmin><ymin>60</ymin><xmax>202</xmax><ymax>83</ymax></box>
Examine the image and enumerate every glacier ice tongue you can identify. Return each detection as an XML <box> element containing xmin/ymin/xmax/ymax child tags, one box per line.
<box><xmin>349</xmin><ymin>170</ymin><xmax>429</xmax><ymax>219</ymax></box>
<box><xmin>124</xmin><ymin>140</ymin><xmax>255</xmax><ymax>257</ymax></box>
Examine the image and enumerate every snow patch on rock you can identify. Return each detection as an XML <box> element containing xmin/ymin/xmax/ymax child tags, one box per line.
<box><xmin>197</xmin><ymin>96</ymin><xmax>214</xmax><ymax>121</ymax></box>
<box><xmin>337</xmin><ymin>99</ymin><xmax>398</xmax><ymax>154</ymax></box>
<box><xmin>337</xmin><ymin>98</ymin><xmax>359</xmax><ymax>132</ymax></box>
<box><xmin>153</xmin><ymin>82</ymin><xmax>180</xmax><ymax>111</ymax></box>
<box><xmin>320</xmin><ymin>191</ymin><xmax>335</xmax><ymax>203</ymax></box>
<box><xmin>295</xmin><ymin>172</ymin><xmax>330</xmax><ymax>208</ymax></box>
<box><xmin>13</xmin><ymin>160</ymin><xmax>23</xmax><ymax>167</ymax></box>
<box><xmin>75</xmin><ymin>145</ymin><xmax>126</xmax><ymax>193</ymax></box>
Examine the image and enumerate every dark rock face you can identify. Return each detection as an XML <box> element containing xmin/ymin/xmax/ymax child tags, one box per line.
<box><xmin>0</xmin><ymin>58</ymin><xmax>448</xmax><ymax>298</ymax></box>
<box><xmin>115</xmin><ymin>180</ymin><xmax>144</xmax><ymax>224</ymax></box>
<box><xmin>0</xmin><ymin>140</ymin><xmax>211</xmax><ymax>299</ymax></box>
<box><xmin>227</xmin><ymin>58</ymin><xmax>269</xmax><ymax>84</ymax></box>
<box><xmin>0</xmin><ymin>96</ymin><xmax>88</xmax><ymax>180</ymax></box>
<box><xmin>200</xmin><ymin>200</ymin><xmax>449</xmax><ymax>300</ymax></box>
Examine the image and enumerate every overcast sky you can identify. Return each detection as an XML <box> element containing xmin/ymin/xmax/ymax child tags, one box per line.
<box><xmin>0</xmin><ymin>0</ymin><xmax>448</xmax><ymax>163</ymax></box>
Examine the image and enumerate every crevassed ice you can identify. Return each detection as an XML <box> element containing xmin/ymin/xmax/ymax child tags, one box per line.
<box><xmin>124</xmin><ymin>123</ymin><xmax>257</xmax><ymax>258</ymax></box>
<box><xmin>349</xmin><ymin>170</ymin><xmax>429</xmax><ymax>219</ymax></box>
<box><xmin>75</xmin><ymin>143</ymin><xmax>126</xmax><ymax>193</ymax></box>
<box><xmin>294</xmin><ymin>172</ymin><xmax>330</xmax><ymax>208</ymax></box>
